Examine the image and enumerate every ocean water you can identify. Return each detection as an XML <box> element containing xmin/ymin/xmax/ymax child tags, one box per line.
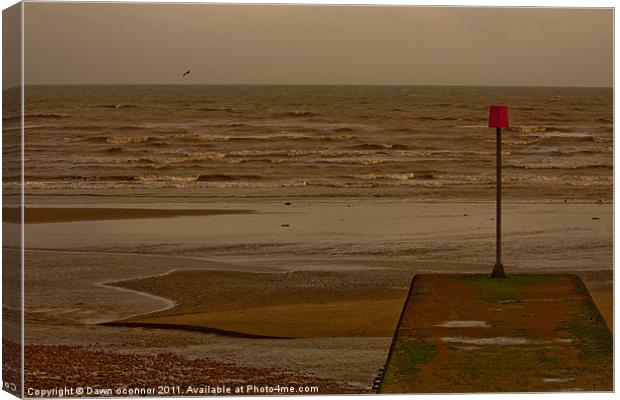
<box><xmin>17</xmin><ymin>85</ymin><xmax>612</xmax><ymax>201</ymax></box>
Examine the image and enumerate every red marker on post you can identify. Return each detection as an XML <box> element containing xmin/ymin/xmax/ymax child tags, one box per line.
<box><xmin>489</xmin><ymin>105</ymin><xmax>509</xmax><ymax>278</ymax></box>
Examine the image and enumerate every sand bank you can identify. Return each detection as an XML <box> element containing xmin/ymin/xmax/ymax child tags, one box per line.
<box><xmin>108</xmin><ymin>269</ymin><xmax>407</xmax><ymax>338</ymax></box>
<box><xmin>4</xmin><ymin>207</ymin><xmax>254</xmax><ymax>224</ymax></box>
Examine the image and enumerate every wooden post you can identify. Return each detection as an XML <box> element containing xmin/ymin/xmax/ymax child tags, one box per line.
<box><xmin>491</xmin><ymin>127</ymin><xmax>505</xmax><ymax>278</ymax></box>
<box><xmin>488</xmin><ymin>105</ymin><xmax>508</xmax><ymax>278</ymax></box>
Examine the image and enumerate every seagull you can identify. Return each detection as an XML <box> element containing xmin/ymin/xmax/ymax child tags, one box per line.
<box><xmin>182</xmin><ymin>69</ymin><xmax>191</xmax><ymax>77</ymax></box>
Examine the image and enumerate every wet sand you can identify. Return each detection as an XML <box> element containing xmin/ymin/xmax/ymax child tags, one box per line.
<box><xmin>579</xmin><ymin>270</ymin><xmax>614</xmax><ymax>330</ymax></box>
<box><xmin>591</xmin><ymin>290</ymin><xmax>613</xmax><ymax>330</ymax></box>
<box><xmin>106</xmin><ymin>269</ymin><xmax>407</xmax><ymax>338</ymax></box>
<box><xmin>4</xmin><ymin>207</ymin><xmax>254</xmax><ymax>224</ymax></box>
<box><xmin>21</xmin><ymin>201</ymin><xmax>613</xmax><ymax>390</ymax></box>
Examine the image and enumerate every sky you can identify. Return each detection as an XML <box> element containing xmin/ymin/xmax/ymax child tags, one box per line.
<box><xmin>21</xmin><ymin>3</ymin><xmax>613</xmax><ymax>86</ymax></box>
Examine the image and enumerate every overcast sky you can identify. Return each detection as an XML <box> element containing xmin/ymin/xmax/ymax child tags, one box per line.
<box><xmin>23</xmin><ymin>3</ymin><xmax>613</xmax><ymax>86</ymax></box>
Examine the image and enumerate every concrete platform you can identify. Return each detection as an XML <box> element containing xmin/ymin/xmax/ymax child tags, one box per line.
<box><xmin>378</xmin><ymin>274</ymin><xmax>613</xmax><ymax>393</ymax></box>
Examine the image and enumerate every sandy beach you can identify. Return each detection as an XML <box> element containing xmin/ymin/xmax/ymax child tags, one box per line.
<box><xmin>16</xmin><ymin>199</ymin><xmax>612</xmax><ymax>391</ymax></box>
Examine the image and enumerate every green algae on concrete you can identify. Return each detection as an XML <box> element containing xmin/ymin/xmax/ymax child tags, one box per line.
<box><xmin>458</xmin><ymin>274</ymin><xmax>558</xmax><ymax>303</ymax></box>
<box><xmin>379</xmin><ymin>274</ymin><xmax>612</xmax><ymax>393</ymax></box>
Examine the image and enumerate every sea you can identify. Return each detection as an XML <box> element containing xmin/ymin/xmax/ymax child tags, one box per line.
<box><xmin>15</xmin><ymin>85</ymin><xmax>613</xmax><ymax>201</ymax></box>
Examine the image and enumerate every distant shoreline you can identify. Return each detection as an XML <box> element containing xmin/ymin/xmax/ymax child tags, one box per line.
<box><xmin>18</xmin><ymin>84</ymin><xmax>614</xmax><ymax>89</ymax></box>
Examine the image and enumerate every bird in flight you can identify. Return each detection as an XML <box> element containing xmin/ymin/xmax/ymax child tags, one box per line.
<box><xmin>182</xmin><ymin>69</ymin><xmax>191</xmax><ymax>77</ymax></box>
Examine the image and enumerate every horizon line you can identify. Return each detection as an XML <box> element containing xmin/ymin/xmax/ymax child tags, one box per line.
<box><xmin>9</xmin><ymin>83</ymin><xmax>614</xmax><ymax>89</ymax></box>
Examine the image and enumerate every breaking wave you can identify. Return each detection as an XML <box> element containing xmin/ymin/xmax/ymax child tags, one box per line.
<box><xmin>347</xmin><ymin>143</ymin><xmax>411</xmax><ymax>150</ymax></box>
<box><xmin>183</xmin><ymin>133</ymin><xmax>356</xmax><ymax>142</ymax></box>
<box><xmin>87</xmin><ymin>103</ymin><xmax>137</xmax><ymax>109</ymax></box>
<box><xmin>105</xmin><ymin>135</ymin><xmax>152</xmax><ymax>144</ymax></box>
